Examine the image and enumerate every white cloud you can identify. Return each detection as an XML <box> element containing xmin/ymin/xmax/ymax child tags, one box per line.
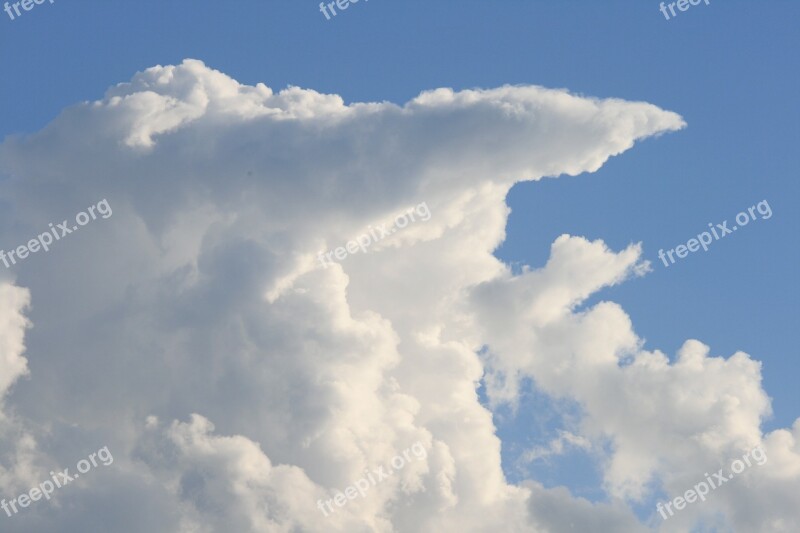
<box><xmin>521</xmin><ymin>431</ymin><xmax>593</xmax><ymax>463</ymax></box>
<box><xmin>0</xmin><ymin>59</ymin><xmax>794</xmax><ymax>532</ymax></box>
<box><xmin>0</xmin><ymin>283</ymin><xmax>30</xmax><ymax>402</ymax></box>
<box><xmin>0</xmin><ymin>283</ymin><xmax>43</xmax><ymax>496</ymax></box>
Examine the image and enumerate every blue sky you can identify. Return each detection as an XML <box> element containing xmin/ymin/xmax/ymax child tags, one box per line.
<box><xmin>1</xmin><ymin>1</ymin><xmax>797</xmax><ymax>529</ymax></box>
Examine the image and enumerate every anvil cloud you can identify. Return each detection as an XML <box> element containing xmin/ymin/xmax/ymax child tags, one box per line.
<box><xmin>0</xmin><ymin>60</ymin><xmax>796</xmax><ymax>532</ymax></box>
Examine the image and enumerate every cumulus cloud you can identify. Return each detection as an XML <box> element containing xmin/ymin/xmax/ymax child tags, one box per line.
<box><xmin>0</xmin><ymin>283</ymin><xmax>30</xmax><ymax>403</ymax></box>
<box><xmin>0</xmin><ymin>59</ymin><xmax>795</xmax><ymax>532</ymax></box>
<box><xmin>0</xmin><ymin>282</ymin><xmax>41</xmax><ymax>496</ymax></box>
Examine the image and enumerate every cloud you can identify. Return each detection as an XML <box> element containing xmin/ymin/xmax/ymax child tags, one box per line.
<box><xmin>1</xmin><ymin>59</ymin><xmax>794</xmax><ymax>532</ymax></box>
<box><xmin>0</xmin><ymin>283</ymin><xmax>30</xmax><ymax>402</ymax></box>
<box><xmin>520</xmin><ymin>431</ymin><xmax>593</xmax><ymax>463</ymax></box>
<box><xmin>525</xmin><ymin>481</ymin><xmax>647</xmax><ymax>533</ymax></box>
<box><xmin>0</xmin><ymin>282</ymin><xmax>43</xmax><ymax>498</ymax></box>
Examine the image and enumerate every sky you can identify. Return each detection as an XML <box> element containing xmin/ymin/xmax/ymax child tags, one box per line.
<box><xmin>0</xmin><ymin>1</ymin><xmax>798</xmax><ymax>532</ymax></box>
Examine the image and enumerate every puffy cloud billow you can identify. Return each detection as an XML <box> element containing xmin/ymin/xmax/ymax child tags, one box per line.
<box><xmin>0</xmin><ymin>59</ymin><xmax>796</xmax><ymax>532</ymax></box>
